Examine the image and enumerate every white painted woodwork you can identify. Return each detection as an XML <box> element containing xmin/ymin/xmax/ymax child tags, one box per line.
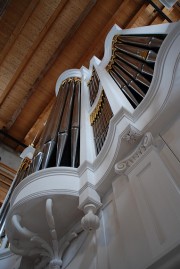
<box><xmin>2</xmin><ymin>22</ymin><xmax>180</xmax><ymax>268</ymax></box>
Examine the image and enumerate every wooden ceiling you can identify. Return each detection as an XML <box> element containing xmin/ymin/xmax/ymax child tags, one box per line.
<box><xmin>0</xmin><ymin>0</ymin><xmax>179</xmax><ymax>153</ymax></box>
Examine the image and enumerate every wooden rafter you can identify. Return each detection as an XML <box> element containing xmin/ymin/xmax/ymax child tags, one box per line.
<box><xmin>1</xmin><ymin>0</ymin><xmax>96</xmax><ymax>132</ymax></box>
<box><xmin>0</xmin><ymin>0</ymin><xmax>68</xmax><ymax>106</ymax></box>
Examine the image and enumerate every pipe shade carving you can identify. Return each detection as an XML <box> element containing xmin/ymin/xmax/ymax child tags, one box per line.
<box><xmin>10</xmin><ymin>198</ymin><xmax>85</xmax><ymax>269</ymax></box>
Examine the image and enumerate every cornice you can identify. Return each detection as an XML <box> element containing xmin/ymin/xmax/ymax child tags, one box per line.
<box><xmin>10</xmin><ymin>167</ymin><xmax>80</xmax><ymax>206</ymax></box>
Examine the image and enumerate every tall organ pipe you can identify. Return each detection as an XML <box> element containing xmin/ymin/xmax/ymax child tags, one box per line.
<box><xmin>41</xmin><ymin>83</ymin><xmax>68</xmax><ymax>169</ymax></box>
<box><xmin>30</xmin><ymin>82</ymin><xmax>68</xmax><ymax>171</ymax></box>
<box><xmin>71</xmin><ymin>80</ymin><xmax>81</xmax><ymax>167</ymax></box>
<box><xmin>56</xmin><ymin>80</ymin><xmax>75</xmax><ymax>167</ymax></box>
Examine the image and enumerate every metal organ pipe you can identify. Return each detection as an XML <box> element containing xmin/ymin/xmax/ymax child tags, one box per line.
<box><xmin>90</xmin><ymin>91</ymin><xmax>113</xmax><ymax>155</ymax></box>
<box><xmin>56</xmin><ymin>79</ymin><xmax>75</xmax><ymax>167</ymax></box>
<box><xmin>107</xmin><ymin>33</ymin><xmax>166</xmax><ymax>108</ymax></box>
<box><xmin>25</xmin><ymin>77</ymin><xmax>81</xmax><ymax>175</ymax></box>
<box><xmin>88</xmin><ymin>67</ymin><xmax>100</xmax><ymax>106</ymax></box>
<box><xmin>71</xmin><ymin>80</ymin><xmax>81</xmax><ymax>168</ymax></box>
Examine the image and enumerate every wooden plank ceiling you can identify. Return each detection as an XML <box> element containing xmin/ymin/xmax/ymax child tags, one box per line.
<box><xmin>0</xmin><ymin>0</ymin><xmax>179</xmax><ymax>152</ymax></box>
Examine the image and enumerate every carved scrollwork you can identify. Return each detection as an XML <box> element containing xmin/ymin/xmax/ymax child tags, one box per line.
<box><xmin>122</xmin><ymin>126</ymin><xmax>142</xmax><ymax>144</ymax></box>
<box><xmin>115</xmin><ymin>132</ymin><xmax>154</xmax><ymax>175</ymax></box>
<box><xmin>11</xmin><ymin>198</ymin><xmax>84</xmax><ymax>269</ymax></box>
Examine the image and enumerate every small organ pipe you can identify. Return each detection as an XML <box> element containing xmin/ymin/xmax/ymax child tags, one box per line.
<box><xmin>115</xmin><ymin>52</ymin><xmax>154</xmax><ymax>76</ymax></box>
<box><xmin>117</xmin><ymin>35</ymin><xmax>163</xmax><ymax>48</ymax></box>
<box><xmin>112</xmin><ymin>64</ymin><xmax>145</xmax><ymax>98</ymax></box>
<box><xmin>114</xmin><ymin>43</ymin><xmax>157</xmax><ymax>63</ymax></box>
<box><xmin>114</xmin><ymin>58</ymin><xmax>150</xmax><ymax>87</ymax></box>
<box><xmin>88</xmin><ymin>67</ymin><xmax>100</xmax><ymax>106</ymax></box>
<box><xmin>90</xmin><ymin>91</ymin><xmax>113</xmax><ymax>155</ymax></box>
<box><xmin>107</xmin><ymin>34</ymin><xmax>166</xmax><ymax>108</ymax></box>
<box><xmin>109</xmin><ymin>70</ymin><xmax>139</xmax><ymax>107</ymax></box>
<box><xmin>41</xmin><ymin>140</ymin><xmax>56</xmax><ymax>169</ymax></box>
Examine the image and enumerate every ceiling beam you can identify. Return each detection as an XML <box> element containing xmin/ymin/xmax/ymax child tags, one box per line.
<box><xmin>0</xmin><ymin>130</ymin><xmax>27</xmax><ymax>148</ymax></box>
<box><xmin>125</xmin><ymin>3</ymin><xmax>149</xmax><ymax>28</ymax></box>
<box><xmin>0</xmin><ymin>0</ymin><xmax>11</xmax><ymax>16</ymax></box>
<box><xmin>5</xmin><ymin>0</ymin><xmax>96</xmax><ymax>132</ymax></box>
<box><xmin>23</xmin><ymin>97</ymin><xmax>55</xmax><ymax>146</ymax></box>
<box><xmin>76</xmin><ymin>0</ymin><xmax>144</xmax><ymax>68</ymax></box>
<box><xmin>0</xmin><ymin>0</ymin><xmax>40</xmax><ymax>65</ymax></box>
<box><xmin>0</xmin><ymin>0</ymin><xmax>68</xmax><ymax>107</ymax></box>
<box><xmin>145</xmin><ymin>0</ymin><xmax>172</xmax><ymax>22</ymax></box>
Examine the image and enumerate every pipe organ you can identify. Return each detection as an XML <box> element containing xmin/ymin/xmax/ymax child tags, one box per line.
<box><xmin>106</xmin><ymin>34</ymin><xmax>166</xmax><ymax>108</ymax></box>
<box><xmin>2</xmin><ymin>23</ymin><xmax>179</xmax><ymax>267</ymax></box>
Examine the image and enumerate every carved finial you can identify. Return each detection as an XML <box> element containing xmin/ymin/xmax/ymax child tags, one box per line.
<box><xmin>81</xmin><ymin>204</ymin><xmax>100</xmax><ymax>231</ymax></box>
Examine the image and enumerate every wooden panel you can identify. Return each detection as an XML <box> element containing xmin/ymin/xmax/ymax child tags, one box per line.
<box><xmin>0</xmin><ymin>162</ymin><xmax>16</xmax><ymax>206</ymax></box>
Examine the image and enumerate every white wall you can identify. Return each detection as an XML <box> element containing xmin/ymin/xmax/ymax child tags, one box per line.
<box><xmin>161</xmin><ymin>116</ymin><xmax>180</xmax><ymax>162</ymax></box>
<box><xmin>0</xmin><ymin>143</ymin><xmax>21</xmax><ymax>170</ymax></box>
<box><xmin>0</xmin><ymin>249</ymin><xmax>21</xmax><ymax>269</ymax></box>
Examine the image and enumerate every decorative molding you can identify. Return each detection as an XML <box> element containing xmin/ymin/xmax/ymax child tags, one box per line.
<box><xmin>55</xmin><ymin>69</ymin><xmax>82</xmax><ymax>95</ymax></box>
<box><xmin>100</xmin><ymin>24</ymin><xmax>121</xmax><ymax>69</ymax></box>
<box><xmin>122</xmin><ymin>126</ymin><xmax>142</xmax><ymax>144</ymax></box>
<box><xmin>115</xmin><ymin>132</ymin><xmax>154</xmax><ymax>175</ymax></box>
<box><xmin>10</xmin><ymin>167</ymin><xmax>80</xmax><ymax>206</ymax></box>
<box><xmin>80</xmin><ymin>66</ymin><xmax>91</xmax><ymax>81</ymax></box>
<box><xmin>79</xmin><ymin>186</ymin><xmax>102</xmax><ymax>211</ymax></box>
<box><xmin>12</xmin><ymin>215</ymin><xmax>36</xmax><ymax>239</ymax></box>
